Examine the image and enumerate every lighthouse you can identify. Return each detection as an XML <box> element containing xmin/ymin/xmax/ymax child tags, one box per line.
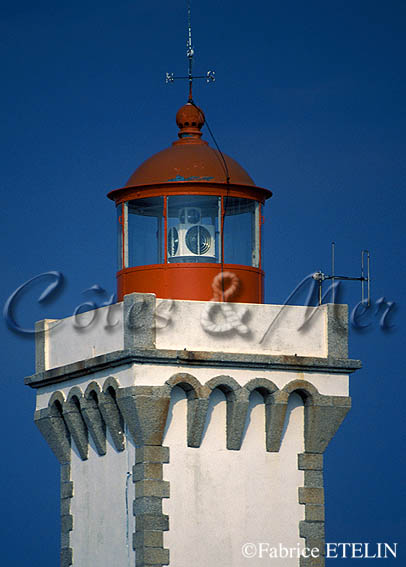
<box><xmin>25</xmin><ymin>96</ymin><xmax>361</xmax><ymax>567</ymax></box>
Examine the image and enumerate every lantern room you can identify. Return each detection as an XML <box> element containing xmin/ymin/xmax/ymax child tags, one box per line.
<box><xmin>107</xmin><ymin>103</ymin><xmax>272</xmax><ymax>303</ymax></box>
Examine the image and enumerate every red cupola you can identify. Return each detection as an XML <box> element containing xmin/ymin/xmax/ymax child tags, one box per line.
<box><xmin>107</xmin><ymin>102</ymin><xmax>272</xmax><ymax>303</ymax></box>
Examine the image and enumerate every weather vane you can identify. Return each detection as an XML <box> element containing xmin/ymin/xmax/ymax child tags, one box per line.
<box><xmin>166</xmin><ymin>0</ymin><xmax>215</xmax><ymax>102</ymax></box>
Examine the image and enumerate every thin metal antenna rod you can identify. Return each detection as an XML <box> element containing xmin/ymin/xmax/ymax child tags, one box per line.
<box><xmin>166</xmin><ymin>1</ymin><xmax>215</xmax><ymax>100</ymax></box>
<box><xmin>312</xmin><ymin>244</ymin><xmax>372</xmax><ymax>306</ymax></box>
<box><xmin>319</xmin><ymin>277</ymin><xmax>322</xmax><ymax>306</ymax></box>
<box><xmin>367</xmin><ymin>251</ymin><xmax>371</xmax><ymax>306</ymax></box>
<box><xmin>361</xmin><ymin>249</ymin><xmax>371</xmax><ymax>306</ymax></box>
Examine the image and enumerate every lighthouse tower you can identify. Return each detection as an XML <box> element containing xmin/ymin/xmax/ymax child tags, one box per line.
<box><xmin>26</xmin><ymin>100</ymin><xmax>361</xmax><ymax>567</ymax></box>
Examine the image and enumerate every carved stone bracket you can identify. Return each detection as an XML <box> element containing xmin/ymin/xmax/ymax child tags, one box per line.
<box><xmin>34</xmin><ymin>375</ymin><xmax>351</xmax><ymax>462</ymax></box>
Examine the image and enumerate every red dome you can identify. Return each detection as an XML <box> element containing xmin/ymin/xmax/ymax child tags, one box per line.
<box><xmin>125</xmin><ymin>143</ymin><xmax>255</xmax><ymax>187</ymax></box>
<box><xmin>124</xmin><ymin>102</ymin><xmax>255</xmax><ymax>188</ymax></box>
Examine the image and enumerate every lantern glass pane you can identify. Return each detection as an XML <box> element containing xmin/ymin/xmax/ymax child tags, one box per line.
<box><xmin>127</xmin><ymin>197</ymin><xmax>164</xmax><ymax>267</ymax></box>
<box><xmin>167</xmin><ymin>195</ymin><xmax>220</xmax><ymax>263</ymax></box>
<box><xmin>223</xmin><ymin>198</ymin><xmax>259</xmax><ymax>266</ymax></box>
<box><xmin>116</xmin><ymin>204</ymin><xmax>123</xmax><ymax>271</ymax></box>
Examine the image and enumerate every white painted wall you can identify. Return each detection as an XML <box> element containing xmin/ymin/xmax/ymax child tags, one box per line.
<box><xmin>41</xmin><ymin>300</ymin><xmax>330</xmax><ymax>371</ymax></box>
<box><xmin>163</xmin><ymin>387</ymin><xmax>305</xmax><ymax>567</ymax></box>
<box><xmin>156</xmin><ymin>300</ymin><xmax>327</xmax><ymax>358</ymax></box>
<box><xmin>45</xmin><ymin>303</ymin><xmax>124</xmax><ymax>370</ymax></box>
<box><xmin>70</xmin><ymin>429</ymin><xmax>135</xmax><ymax>567</ymax></box>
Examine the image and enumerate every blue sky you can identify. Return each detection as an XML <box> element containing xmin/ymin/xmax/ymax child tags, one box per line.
<box><xmin>1</xmin><ymin>1</ymin><xmax>405</xmax><ymax>564</ymax></box>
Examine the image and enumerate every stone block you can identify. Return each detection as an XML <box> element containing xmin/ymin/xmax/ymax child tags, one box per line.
<box><xmin>62</xmin><ymin>403</ymin><xmax>88</xmax><ymax>461</ymax></box>
<box><xmin>300</xmin><ymin>521</ymin><xmax>325</xmax><ymax>539</ymax></box>
<box><xmin>60</xmin><ymin>547</ymin><xmax>73</xmax><ymax>567</ymax></box>
<box><xmin>133</xmin><ymin>463</ymin><xmax>163</xmax><ymax>482</ymax></box>
<box><xmin>134</xmin><ymin>497</ymin><xmax>163</xmax><ymax>515</ymax></box>
<box><xmin>61</xmin><ymin>482</ymin><xmax>74</xmax><ymax>499</ymax></box>
<box><xmin>266</xmin><ymin>399</ymin><xmax>288</xmax><ymax>452</ymax></box>
<box><xmin>305</xmin><ymin>539</ymin><xmax>325</xmax><ymax>557</ymax></box>
<box><xmin>133</xmin><ymin>530</ymin><xmax>164</xmax><ymax>548</ymax></box>
<box><xmin>61</xmin><ymin>531</ymin><xmax>70</xmax><ymax>549</ymax></box>
<box><xmin>136</xmin><ymin>446</ymin><xmax>169</xmax><ymax>464</ymax></box>
<box><xmin>61</xmin><ymin>514</ymin><xmax>73</xmax><ymax>533</ymax></box>
<box><xmin>305</xmin><ymin>505</ymin><xmax>325</xmax><ymax>522</ymax></box>
<box><xmin>135</xmin><ymin>480</ymin><xmax>170</xmax><ymax>499</ymax></box>
<box><xmin>304</xmin><ymin>401</ymin><xmax>351</xmax><ymax>453</ymax></box>
<box><xmin>227</xmin><ymin>397</ymin><xmax>249</xmax><ymax>450</ymax></box>
<box><xmin>298</xmin><ymin>487</ymin><xmax>324</xmax><ymax>505</ymax></box>
<box><xmin>136</xmin><ymin>547</ymin><xmax>169</xmax><ymax>565</ymax></box>
<box><xmin>60</xmin><ymin>464</ymin><xmax>71</xmax><ymax>483</ymax></box>
<box><xmin>117</xmin><ymin>388</ymin><xmax>170</xmax><ymax>446</ymax></box>
<box><xmin>304</xmin><ymin>470</ymin><xmax>324</xmax><ymax>488</ymax></box>
<box><xmin>135</xmin><ymin>514</ymin><xmax>169</xmax><ymax>531</ymax></box>
<box><xmin>98</xmin><ymin>391</ymin><xmax>125</xmax><ymax>452</ymax></box>
<box><xmin>34</xmin><ymin>408</ymin><xmax>71</xmax><ymax>464</ymax></box>
<box><xmin>124</xmin><ymin>293</ymin><xmax>156</xmax><ymax>350</ymax></box>
<box><xmin>300</xmin><ymin>555</ymin><xmax>325</xmax><ymax>567</ymax></box>
<box><xmin>187</xmin><ymin>397</ymin><xmax>209</xmax><ymax>448</ymax></box>
<box><xmin>326</xmin><ymin>303</ymin><xmax>348</xmax><ymax>358</ymax></box>
<box><xmin>298</xmin><ymin>453</ymin><xmax>323</xmax><ymax>471</ymax></box>
<box><xmin>60</xmin><ymin>499</ymin><xmax>70</xmax><ymax>516</ymax></box>
<box><xmin>80</xmin><ymin>398</ymin><xmax>107</xmax><ymax>456</ymax></box>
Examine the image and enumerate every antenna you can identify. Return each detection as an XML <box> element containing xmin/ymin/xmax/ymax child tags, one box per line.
<box><xmin>361</xmin><ymin>249</ymin><xmax>370</xmax><ymax>305</ymax></box>
<box><xmin>166</xmin><ymin>0</ymin><xmax>215</xmax><ymax>102</ymax></box>
<box><xmin>312</xmin><ymin>243</ymin><xmax>371</xmax><ymax>306</ymax></box>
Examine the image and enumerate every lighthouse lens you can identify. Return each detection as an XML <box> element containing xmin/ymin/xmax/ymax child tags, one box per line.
<box><xmin>186</xmin><ymin>225</ymin><xmax>211</xmax><ymax>255</ymax></box>
<box><xmin>187</xmin><ymin>208</ymin><xmax>201</xmax><ymax>224</ymax></box>
<box><xmin>167</xmin><ymin>195</ymin><xmax>220</xmax><ymax>263</ymax></box>
<box><xmin>168</xmin><ymin>227</ymin><xmax>179</xmax><ymax>256</ymax></box>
